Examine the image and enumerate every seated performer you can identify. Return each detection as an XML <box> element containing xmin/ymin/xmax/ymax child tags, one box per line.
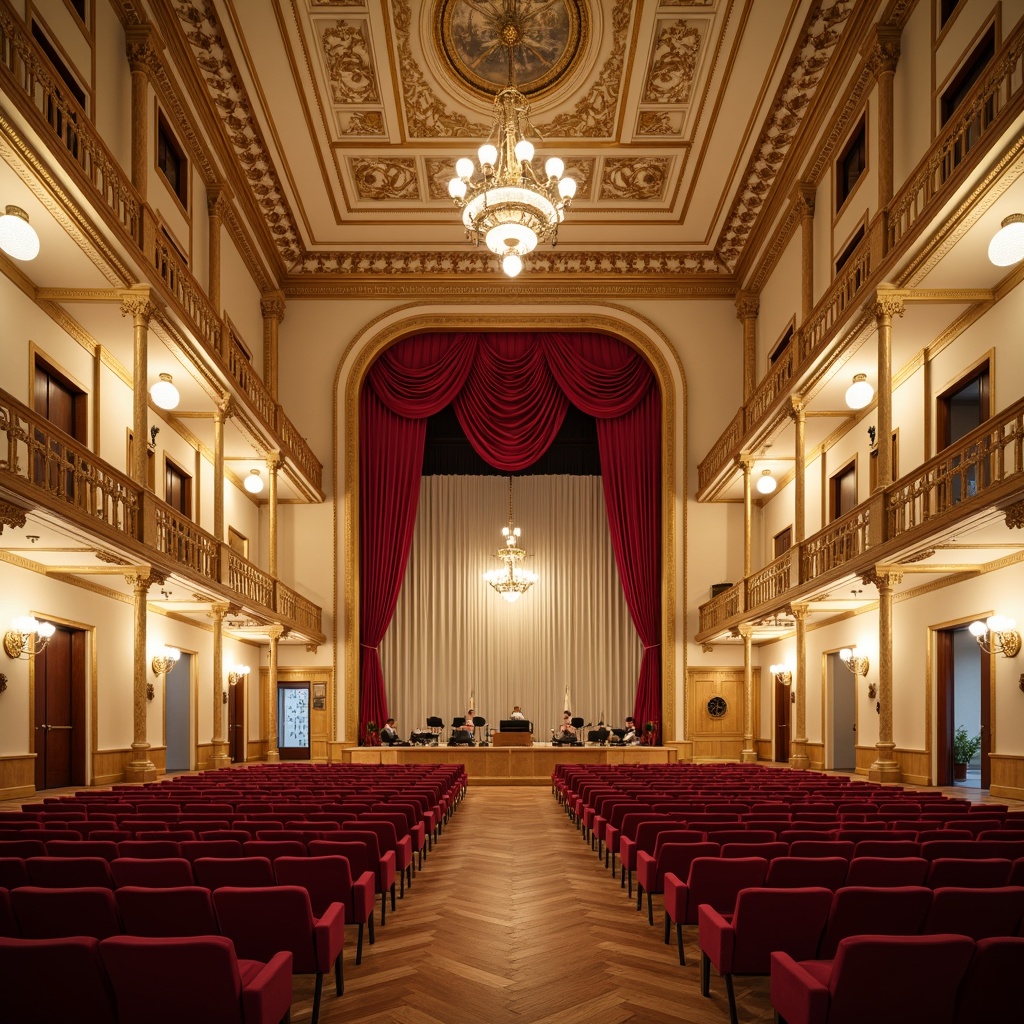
<box><xmin>622</xmin><ymin>716</ymin><xmax>640</xmax><ymax>745</ymax></box>
<box><xmin>552</xmin><ymin>711</ymin><xmax>577</xmax><ymax>744</ymax></box>
<box><xmin>510</xmin><ymin>705</ymin><xmax>525</xmax><ymax>720</ymax></box>
<box><xmin>380</xmin><ymin>718</ymin><xmax>400</xmax><ymax>745</ymax></box>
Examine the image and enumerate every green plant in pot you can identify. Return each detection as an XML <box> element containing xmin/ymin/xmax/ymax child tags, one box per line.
<box><xmin>952</xmin><ymin>725</ymin><xmax>981</xmax><ymax>780</ymax></box>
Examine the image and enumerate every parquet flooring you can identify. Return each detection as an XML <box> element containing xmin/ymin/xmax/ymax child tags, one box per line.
<box><xmin>308</xmin><ymin>786</ymin><xmax>773</xmax><ymax>1024</ymax></box>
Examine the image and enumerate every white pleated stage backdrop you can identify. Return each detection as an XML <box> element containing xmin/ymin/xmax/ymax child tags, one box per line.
<box><xmin>379</xmin><ymin>474</ymin><xmax>642</xmax><ymax>740</ymax></box>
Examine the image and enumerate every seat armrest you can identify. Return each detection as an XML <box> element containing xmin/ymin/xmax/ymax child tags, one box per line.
<box><xmin>379</xmin><ymin>850</ymin><xmax>396</xmax><ymax>885</ymax></box>
<box><xmin>352</xmin><ymin>873</ymin><xmax>375</xmax><ymax>919</ymax></box>
<box><xmin>697</xmin><ymin>905</ymin><xmax>735</xmax><ymax>970</ymax></box>
<box><xmin>313</xmin><ymin>902</ymin><xmax>346</xmax><ymax>971</ymax></box>
<box><xmin>769</xmin><ymin>951</ymin><xmax>830</xmax><ymax>1024</ymax></box>
<box><xmin>241</xmin><ymin>951</ymin><xmax>293</xmax><ymax>1024</ymax></box>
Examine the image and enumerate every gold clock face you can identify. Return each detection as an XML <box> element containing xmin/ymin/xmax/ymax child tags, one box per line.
<box><xmin>707</xmin><ymin>696</ymin><xmax>728</xmax><ymax>719</ymax></box>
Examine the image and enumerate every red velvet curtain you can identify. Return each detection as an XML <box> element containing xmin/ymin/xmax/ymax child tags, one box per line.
<box><xmin>359</xmin><ymin>331</ymin><xmax>661</xmax><ymax>742</ymax></box>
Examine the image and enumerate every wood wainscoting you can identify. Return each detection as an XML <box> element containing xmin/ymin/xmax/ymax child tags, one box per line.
<box><xmin>854</xmin><ymin>745</ymin><xmax>930</xmax><ymax>784</ymax></box>
<box><xmin>990</xmin><ymin>753</ymin><xmax>1024</xmax><ymax>800</ymax></box>
<box><xmin>92</xmin><ymin>748</ymin><xmax>132</xmax><ymax>787</ymax></box>
<box><xmin>804</xmin><ymin>742</ymin><xmax>825</xmax><ymax>769</ymax></box>
<box><xmin>0</xmin><ymin>753</ymin><xmax>36</xmax><ymax>799</ymax></box>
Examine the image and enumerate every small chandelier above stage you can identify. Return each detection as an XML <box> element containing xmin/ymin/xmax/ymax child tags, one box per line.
<box><xmin>483</xmin><ymin>477</ymin><xmax>538</xmax><ymax>602</ymax></box>
<box><xmin>448</xmin><ymin>3</ymin><xmax>575</xmax><ymax>278</ymax></box>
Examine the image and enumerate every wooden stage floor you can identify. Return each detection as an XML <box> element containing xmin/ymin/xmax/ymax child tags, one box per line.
<box><xmin>343</xmin><ymin>744</ymin><xmax>674</xmax><ymax>785</ymax></box>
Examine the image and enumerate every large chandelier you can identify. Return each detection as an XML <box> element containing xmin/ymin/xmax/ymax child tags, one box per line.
<box><xmin>448</xmin><ymin>6</ymin><xmax>576</xmax><ymax>278</ymax></box>
<box><xmin>482</xmin><ymin>477</ymin><xmax>538</xmax><ymax>602</ymax></box>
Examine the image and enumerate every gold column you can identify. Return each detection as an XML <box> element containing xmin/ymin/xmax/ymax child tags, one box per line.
<box><xmin>789</xmin><ymin>603</ymin><xmax>810</xmax><ymax>769</ymax></box>
<box><xmin>207</xmin><ymin>185</ymin><xmax>231</xmax><ymax>316</ymax></box>
<box><xmin>867</xmin><ymin>569</ymin><xmax>903</xmax><ymax>782</ymax></box>
<box><xmin>124</xmin><ymin>26</ymin><xmax>160</xmax><ymax>202</ymax></box>
<box><xmin>120</xmin><ymin>286</ymin><xmax>155</xmax><ymax>488</ymax></box>
<box><xmin>124</xmin><ymin>570</ymin><xmax>161</xmax><ymax>782</ymax></box>
<box><xmin>261</xmin><ymin>292</ymin><xmax>286</xmax><ymax>402</ymax></box>
<box><xmin>265</xmin><ymin>625</ymin><xmax>284</xmax><ymax>762</ymax></box>
<box><xmin>267</xmin><ymin>451</ymin><xmax>281</xmax><ymax>578</ymax></box>
<box><xmin>863</xmin><ymin>26</ymin><xmax>902</xmax><ymax>209</ymax></box>
<box><xmin>873</xmin><ymin>294</ymin><xmax>905</xmax><ymax>492</ymax></box>
<box><xmin>794</xmin><ymin>182</ymin><xmax>816</xmax><ymax>321</ymax></box>
<box><xmin>209</xmin><ymin>603</ymin><xmax>230</xmax><ymax>768</ymax></box>
<box><xmin>740</xmin><ymin>455</ymin><xmax>753</xmax><ymax>579</ymax></box>
<box><xmin>791</xmin><ymin>398</ymin><xmax>806</xmax><ymax>543</ymax></box>
<box><xmin>736</xmin><ymin>291</ymin><xmax>760</xmax><ymax>403</ymax></box>
<box><xmin>739</xmin><ymin>625</ymin><xmax>756</xmax><ymax>763</ymax></box>
<box><xmin>212</xmin><ymin>398</ymin><xmax>231</xmax><ymax>543</ymax></box>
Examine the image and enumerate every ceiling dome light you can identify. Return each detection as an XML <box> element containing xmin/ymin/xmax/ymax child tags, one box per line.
<box><xmin>845</xmin><ymin>373</ymin><xmax>874</xmax><ymax>410</ymax></box>
<box><xmin>149</xmin><ymin>373</ymin><xmax>180</xmax><ymax>410</ymax></box>
<box><xmin>0</xmin><ymin>205</ymin><xmax>40</xmax><ymax>260</ymax></box>
<box><xmin>988</xmin><ymin>213</ymin><xmax>1024</xmax><ymax>266</ymax></box>
<box><xmin>244</xmin><ymin>469</ymin><xmax>264</xmax><ymax>494</ymax></box>
<box><xmin>756</xmin><ymin>469</ymin><xmax>777</xmax><ymax>494</ymax></box>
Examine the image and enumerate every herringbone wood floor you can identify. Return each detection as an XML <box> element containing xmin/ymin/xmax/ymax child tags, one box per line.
<box><xmin>308</xmin><ymin>786</ymin><xmax>773</xmax><ymax>1024</ymax></box>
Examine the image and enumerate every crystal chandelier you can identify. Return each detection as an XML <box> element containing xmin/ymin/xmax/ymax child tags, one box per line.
<box><xmin>448</xmin><ymin>5</ymin><xmax>576</xmax><ymax>278</ymax></box>
<box><xmin>482</xmin><ymin>477</ymin><xmax>538</xmax><ymax>602</ymax></box>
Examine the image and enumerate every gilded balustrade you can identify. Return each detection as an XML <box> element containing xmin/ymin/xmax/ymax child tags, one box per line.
<box><xmin>697</xmin><ymin>408</ymin><xmax>743</xmax><ymax>493</ymax></box>
<box><xmin>227</xmin><ymin>550</ymin><xmax>275</xmax><ymax>609</ymax></box>
<box><xmin>276</xmin><ymin>583</ymin><xmax>321</xmax><ymax>634</ymax></box>
<box><xmin>744</xmin><ymin>345</ymin><xmax>794</xmax><ymax>431</ymax></box>
<box><xmin>746</xmin><ymin>550</ymin><xmax>793</xmax><ymax>611</ymax></box>
<box><xmin>799</xmin><ymin>504</ymin><xmax>872</xmax><ymax>582</ymax></box>
<box><xmin>151</xmin><ymin>502</ymin><xmax>219</xmax><ymax>580</ymax></box>
<box><xmin>698</xmin><ymin>582</ymin><xmax>743</xmax><ymax>634</ymax></box>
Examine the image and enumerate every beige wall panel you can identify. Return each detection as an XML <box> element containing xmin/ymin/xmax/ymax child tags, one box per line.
<box><xmin>0</xmin><ymin>754</ymin><xmax>35</xmax><ymax>800</ymax></box>
<box><xmin>221</xmin><ymin>234</ymin><xmax>265</xmax><ymax>368</ymax></box>
<box><xmin>757</xmin><ymin>231</ymin><xmax>800</xmax><ymax>369</ymax></box>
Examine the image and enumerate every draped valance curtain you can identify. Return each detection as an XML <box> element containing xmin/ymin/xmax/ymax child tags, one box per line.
<box><xmin>359</xmin><ymin>331</ymin><xmax>662</xmax><ymax>743</ymax></box>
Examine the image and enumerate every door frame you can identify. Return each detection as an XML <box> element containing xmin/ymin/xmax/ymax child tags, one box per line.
<box><xmin>162</xmin><ymin>649</ymin><xmax>196</xmax><ymax>774</ymax></box>
<box><xmin>825</xmin><ymin>649</ymin><xmax>858</xmax><ymax>772</ymax></box>
<box><xmin>773</xmin><ymin>677</ymin><xmax>791</xmax><ymax>763</ymax></box>
<box><xmin>277</xmin><ymin>682</ymin><xmax>311</xmax><ymax>761</ymax></box>
<box><xmin>229</xmin><ymin>672</ymin><xmax>246</xmax><ymax>763</ymax></box>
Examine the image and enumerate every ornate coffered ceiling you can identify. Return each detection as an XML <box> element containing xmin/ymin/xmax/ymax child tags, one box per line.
<box><xmin>150</xmin><ymin>0</ymin><xmax>867</xmax><ymax>283</ymax></box>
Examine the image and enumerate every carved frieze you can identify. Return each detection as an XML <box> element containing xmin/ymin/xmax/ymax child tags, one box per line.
<box><xmin>339</xmin><ymin>111</ymin><xmax>385</xmax><ymax>135</ymax></box>
<box><xmin>321</xmin><ymin>19</ymin><xmax>379</xmax><ymax>104</ymax></box>
<box><xmin>643</xmin><ymin>19</ymin><xmax>703</xmax><ymax>104</ymax></box>
<box><xmin>637</xmin><ymin>111</ymin><xmax>680</xmax><ymax>136</ymax></box>
<box><xmin>350</xmin><ymin>158</ymin><xmax>419</xmax><ymax>200</ymax></box>
<box><xmin>0</xmin><ymin>500</ymin><xmax>28</xmax><ymax>535</ymax></box>
<box><xmin>1005</xmin><ymin>500</ymin><xmax>1024</xmax><ymax>530</ymax></box>
<box><xmin>600</xmin><ymin>157</ymin><xmax>671</xmax><ymax>201</ymax></box>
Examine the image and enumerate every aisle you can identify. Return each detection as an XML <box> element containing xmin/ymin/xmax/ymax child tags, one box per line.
<box><xmin>317</xmin><ymin>786</ymin><xmax>774</xmax><ymax>1024</ymax></box>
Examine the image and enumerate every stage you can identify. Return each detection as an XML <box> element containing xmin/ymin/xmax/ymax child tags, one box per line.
<box><xmin>340</xmin><ymin>743</ymin><xmax>677</xmax><ymax>786</ymax></box>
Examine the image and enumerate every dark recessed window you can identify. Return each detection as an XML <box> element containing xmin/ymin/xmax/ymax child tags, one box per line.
<box><xmin>941</xmin><ymin>25</ymin><xmax>995</xmax><ymax>125</ymax></box>
<box><xmin>940</xmin><ymin>0</ymin><xmax>961</xmax><ymax>28</ymax></box>
<box><xmin>836</xmin><ymin>118</ymin><xmax>866</xmax><ymax>211</ymax></box>
<box><xmin>830</xmin><ymin>461</ymin><xmax>857</xmax><ymax>521</ymax></box>
<box><xmin>773</xmin><ymin>527</ymin><xmax>792</xmax><ymax>559</ymax></box>
<box><xmin>157</xmin><ymin>114</ymin><xmax>188</xmax><ymax>206</ymax></box>
<box><xmin>769</xmin><ymin>326</ymin><xmax>794</xmax><ymax>367</ymax></box>
<box><xmin>835</xmin><ymin>224</ymin><xmax>866</xmax><ymax>275</ymax></box>
<box><xmin>70</xmin><ymin>0</ymin><xmax>87</xmax><ymax>22</ymax></box>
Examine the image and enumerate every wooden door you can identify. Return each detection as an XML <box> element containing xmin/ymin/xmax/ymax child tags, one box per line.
<box><xmin>277</xmin><ymin>683</ymin><xmax>310</xmax><ymax>761</ymax></box>
<box><xmin>34</xmin><ymin>625</ymin><xmax>86</xmax><ymax>790</ymax></box>
<box><xmin>229</xmin><ymin>676</ymin><xmax>246</xmax><ymax>763</ymax></box>
<box><xmin>774</xmin><ymin>679</ymin><xmax>791</xmax><ymax>763</ymax></box>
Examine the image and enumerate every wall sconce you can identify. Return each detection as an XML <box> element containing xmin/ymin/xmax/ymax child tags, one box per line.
<box><xmin>149</xmin><ymin>373</ymin><xmax>180</xmax><ymax>410</ymax></box>
<box><xmin>756</xmin><ymin>469</ymin><xmax>777</xmax><ymax>494</ymax></box>
<box><xmin>0</xmin><ymin>205</ymin><xmax>40</xmax><ymax>260</ymax></box>
<box><xmin>222</xmin><ymin>689</ymin><xmax>229</xmax><ymax>705</ymax></box>
<box><xmin>839</xmin><ymin>646</ymin><xmax>870</xmax><ymax>676</ymax></box>
<box><xmin>867</xmin><ymin>682</ymin><xmax>878</xmax><ymax>699</ymax></box>
<box><xmin>769</xmin><ymin>663</ymin><xmax>793</xmax><ymax>686</ymax></box>
<box><xmin>146</xmin><ymin>681</ymin><xmax>156</xmax><ymax>702</ymax></box>
<box><xmin>243</xmin><ymin>469</ymin><xmax>264</xmax><ymax>494</ymax></box>
<box><xmin>3</xmin><ymin>616</ymin><xmax>56</xmax><ymax>659</ymax></box>
<box><xmin>988</xmin><ymin>213</ymin><xmax>1024</xmax><ymax>266</ymax></box>
<box><xmin>969</xmin><ymin>616</ymin><xmax>1021</xmax><ymax>658</ymax></box>
<box><xmin>151</xmin><ymin>646</ymin><xmax>180</xmax><ymax>675</ymax></box>
<box><xmin>227</xmin><ymin>664</ymin><xmax>250</xmax><ymax>686</ymax></box>
<box><xmin>845</xmin><ymin>373</ymin><xmax>874</xmax><ymax>410</ymax></box>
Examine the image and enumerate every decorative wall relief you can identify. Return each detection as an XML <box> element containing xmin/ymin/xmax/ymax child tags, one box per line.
<box><xmin>600</xmin><ymin>157</ymin><xmax>671</xmax><ymax>201</ymax></box>
<box><xmin>643</xmin><ymin>19</ymin><xmax>703</xmax><ymax>104</ymax></box>
<box><xmin>321</xmin><ymin>19</ymin><xmax>379</xmax><ymax>103</ymax></box>
<box><xmin>350</xmin><ymin>158</ymin><xmax>419</xmax><ymax>200</ymax></box>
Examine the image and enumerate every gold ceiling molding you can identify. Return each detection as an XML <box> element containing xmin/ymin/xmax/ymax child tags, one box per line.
<box><xmin>716</xmin><ymin>0</ymin><xmax>856</xmax><ymax>271</ymax></box>
<box><xmin>642</xmin><ymin>18</ymin><xmax>704</xmax><ymax>105</ymax></box>
<box><xmin>168</xmin><ymin>0</ymin><xmax>304</xmax><ymax>268</ymax></box>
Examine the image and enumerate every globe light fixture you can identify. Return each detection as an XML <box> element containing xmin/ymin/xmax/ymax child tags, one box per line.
<box><xmin>988</xmin><ymin>213</ymin><xmax>1024</xmax><ymax>266</ymax></box>
<box><xmin>3</xmin><ymin>616</ymin><xmax>55</xmax><ymax>659</ymax></box>
<box><xmin>756</xmin><ymin>469</ymin><xmax>777</xmax><ymax>494</ymax></box>
<box><xmin>149</xmin><ymin>373</ymin><xmax>180</xmax><ymax>410</ymax></box>
<box><xmin>845</xmin><ymin>373</ymin><xmax>874</xmax><ymax>410</ymax></box>
<box><xmin>244</xmin><ymin>469</ymin><xmax>264</xmax><ymax>494</ymax></box>
<box><xmin>151</xmin><ymin>645</ymin><xmax>180</xmax><ymax>676</ymax></box>
<box><xmin>969</xmin><ymin>615</ymin><xmax>1021</xmax><ymax>657</ymax></box>
<box><xmin>0</xmin><ymin>205</ymin><xmax>40</xmax><ymax>260</ymax></box>
<box><xmin>839</xmin><ymin>646</ymin><xmax>870</xmax><ymax>676</ymax></box>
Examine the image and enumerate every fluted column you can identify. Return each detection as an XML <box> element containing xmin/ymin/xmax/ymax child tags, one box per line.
<box><xmin>739</xmin><ymin>625</ymin><xmax>756</xmax><ymax>763</ymax></box>
<box><xmin>794</xmin><ymin>182</ymin><xmax>816</xmax><ymax>321</ymax></box>
<box><xmin>740</xmin><ymin>455</ymin><xmax>753</xmax><ymax>579</ymax></box>
<box><xmin>124</xmin><ymin>570</ymin><xmax>162</xmax><ymax>782</ymax></box>
<box><xmin>261</xmin><ymin>292</ymin><xmax>285</xmax><ymax>402</ymax></box>
<box><xmin>265</xmin><ymin>625</ymin><xmax>284</xmax><ymax>762</ymax></box>
<box><xmin>212</xmin><ymin>398</ymin><xmax>232</xmax><ymax>543</ymax></box>
<box><xmin>125</xmin><ymin>26</ymin><xmax>160</xmax><ymax>201</ymax></box>
<box><xmin>207</xmin><ymin>185</ymin><xmax>231</xmax><ymax>315</ymax></box>
<box><xmin>209</xmin><ymin>603</ymin><xmax>230</xmax><ymax>768</ymax></box>
<box><xmin>791</xmin><ymin>398</ymin><xmax>806</xmax><ymax>542</ymax></box>
<box><xmin>789</xmin><ymin>603</ymin><xmax>810</xmax><ymax>769</ymax></box>
<box><xmin>873</xmin><ymin>294</ymin><xmax>905</xmax><ymax>492</ymax></box>
<box><xmin>267</xmin><ymin>451</ymin><xmax>281</xmax><ymax>578</ymax></box>
<box><xmin>120</xmin><ymin>286</ymin><xmax>156</xmax><ymax>487</ymax></box>
<box><xmin>867</xmin><ymin>569</ymin><xmax>903</xmax><ymax>782</ymax></box>
<box><xmin>863</xmin><ymin>26</ymin><xmax>902</xmax><ymax>209</ymax></box>
<box><xmin>736</xmin><ymin>291</ymin><xmax>760</xmax><ymax>403</ymax></box>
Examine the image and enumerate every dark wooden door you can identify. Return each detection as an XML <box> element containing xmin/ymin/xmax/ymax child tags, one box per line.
<box><xmin>774</xmin><ymin>679</ymin><xmax>791</xmax><ymax>763</ymax></box>
<box><xmin>277</xmin><ymin>683</ymin><xmax>310</xmax><ymax>761</ymax></box>
<box><xmin>229</xmin><ymin>677</ymin><xmax>246</xmax><ymax>763</ymax></box>
<box><xmin>34</xmin><ymin>624</ymin><xmax>86</xmax><ymax>790</ymax></box>
<box><xmin>33</xmin><ymin>361</ymin><xmax>86</xmax><ymax>500</ymax></box>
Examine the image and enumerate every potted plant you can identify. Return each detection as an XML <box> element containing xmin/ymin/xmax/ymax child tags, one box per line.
<box><xmin>643</xmin><ymin>720</ymin><xmax>658</xmax><ymax>746</ymax></box>
<box><xmin>364</xmin><ymin>720</ymin><xmax>379</xmax><ymax>747</ymax></box>
<box><xmin>952</xmin><ymin>725</ymin><xmax>980</xmax><ymax>780</ymax></box>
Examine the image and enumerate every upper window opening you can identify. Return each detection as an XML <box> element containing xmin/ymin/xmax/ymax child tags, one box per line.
<box><xmin>769</xmin><ymin>326</ymin><xmax>794</xmax><ymax>368</ymax></box>
<box><xmin>157</xmin><ymin>113</ymin><xmax>188</xmax><ymax>207</ymax></box>
<box><xmin>941</xmin><ymin>25</ymin><xmax>996</xmax><ymax>126</ymax></box>
<box><xmin>835</xmin><ymin>225</ymin><xmax>866</xmax><ymax>275</ymax></box>
<box><xmin>836</xmin><ymin>118</ymin><xmax>866</xmax><ymax>211</ymax></box>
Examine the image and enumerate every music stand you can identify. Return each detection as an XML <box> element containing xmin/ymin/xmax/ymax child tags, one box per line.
<box><xmin>473</xmin><ymin>715</ymin><xmax>486</xmax><ymax>745</ymax></box>
<box><xmin>426</xmin><ymin>716</ymin><xmax>444</xmax><ymax>744</ymax></box>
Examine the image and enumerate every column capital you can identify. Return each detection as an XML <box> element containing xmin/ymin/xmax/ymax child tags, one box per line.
<box><xmin>209</xmin><ymin>603</ymin><xmax>230</xmax><ymax>623</ymax></box>
<box><xmin>788</xmin><ymin>396</ymin><xmax>805</xmax><ymax>419</ymax></box>
<box><xmin>213</xmin><ymin>396</ymin><xmax>235</xmax><ymax>422</ymax></box>
<box><xmin>1004</xmin><ymin>499</ymin><xmax>1024</xmax><ymax>530</ymax></box>
<box><xmin>266</xmin><ymin>624</ymin><xmax>286</xmax><ymax>641</ymax></box>
<box><xmin>862</xmin><ymin>568</ymin><xmax>903</xmax><ymax>590</ymax></box>
<box><xmin>0</xmin><ymin>499</ymin><xmax>28</xmax><ymax>535</ymax></box>
<box><xmin>207</xmin><ymin>183</ymin><xmax>233</xmax><ymax>219</ymax></box>
<box><xmin>792</xmin><ymin>180</ymin><xmax>816</xmax><ymax>218</ymax></box>
<box><xmin>737</xmin><ymin>453</ymin><xmax>756</xmax><ymax>473</ymax></box>
<box><xmin>120</xmin><ymin>285</ymin><xmax>157</xmax><ymax>326</ymax></box>
<box><xmin>735</xmin><ymin>290</ymin><xmax>760</xmax><ymax>320</ymax></box>
<box><xmin>260</xmin><ymin>290</ymin><xmax>286</xmax><ymax>324</ymax></box>
<box><xmin>787</xmin><ymin>602</ymin><xmax>810</xmax><ymax>621</ymax></box>
<box><xmin>266</xmin><ymin>450</ymin><xmax>283</xmax><ymax>472</ymax></box>
<box><xmin>862</xmin><ymin>24</ymin><xmax>901</xmax><ymax>78</ymax></box>
<box><xmin>124</xmin><ymin>569</ymin><xmax>166</xmax><ymax>593</ymax></box>
<box><xmin>873</xmin><ymin>292</ymin><xmax>906</xmax><ymax>324</ymax></box>
<box><xmin>125</xmin><ymin>23</ymin><xmax>164</xmax><ymax>76</ymax></box>
<box><xmin>731</xmin><ymin>624</ymin><xmax>753</xmax><ymax>640</ymax></box>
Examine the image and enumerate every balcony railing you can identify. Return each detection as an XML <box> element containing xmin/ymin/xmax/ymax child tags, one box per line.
<box><xmin>0</xmin><ymin>0</ymin><xmax>322</xmax><ymax>496</ymax></box>
<box><xmin>696</xmin><ymin>20</ymin><xmax>1024</xmax><ymax>497</ymax></box>
<box><xmin>697</xmin><ymin>397</ymin><xmax>1024</xmax><ymax>637</ymax></box>
<box><xmin>0</xmin><ymin>389</ymin><xmax>323</xmax><ymax>640</ymax></box>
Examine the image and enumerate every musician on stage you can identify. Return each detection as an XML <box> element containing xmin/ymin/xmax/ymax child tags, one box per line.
<box><xmin>622</xmin><ymin>716</ymin><xmax>640</xmax><ymax>745</ymax></box>
<box><xmin>553</xmin><ymin>711</ymin><xmax>576</xmax><ymax>744</ymax></box>
<box><xmin>510</xmin><ymin>705</ymin><xmax>525</xmax><ymax>720</ymax></box>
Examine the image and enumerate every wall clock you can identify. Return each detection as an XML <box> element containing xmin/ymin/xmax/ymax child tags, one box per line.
<box><xmin>706</xmin><ymin>695</ymin><xmax>728</xmax><ymax>719</ymax></box>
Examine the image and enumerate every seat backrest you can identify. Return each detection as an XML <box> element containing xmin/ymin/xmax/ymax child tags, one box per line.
<box><xmin>853</xmin><ymin>840</ymin><xmax>920</xmax><ymax>859</ymax></box>
<box><xmin>242</xmin><ymin>839</ymin><xmax>307</xmax><ymax>861</ymax></box>
<box><xmin>178</xmin><ymin>840</ymin><xmax>244</xmax><ymax>862</ymax></box>
<box><xmin>680</xmin><ymin>857</ymin><xmax>768</xmax><ymax>924</ymax></box>
<box><xmin>0</xmin><ymin>857</ymin><xmax>30</xmax><ymax>890</ymax></box>
<box><xmin>0</xmin><ymin>887</ymin><xmax>17</xmax><ymax>937</ymax></box>
<box><xmin>727</xmin><ymin>885</ymin><xmax>834</xmax><ymax>971</ymax></box>
<box><xmin>213</xmin><ymin>884</ymin><xmax>318</xmax><ymax>972</ymax></box>
<box><xmin>27</xmin><ymin>855</ymin><xmax>114</xmax><ymax>889</ymax></box>
<box><xmin>651</xmin><ymin>829</ymin><xmax>705</xmax><ymax>855</ymax></box>
<box><xmin>921</xmin><ymin>840</ymin><xmax>992</xmax><ymax>861</ymax></box>
<box><xmin>764</xmin><ymin>856</ymin><xmax>849</xmax><ymax>892</ymax></box>
<box><xmin>721</xmin><ymin>841</ymin><xmax>790</xmax><ymax>862</ymax></box>
<box><xmin>44</xmin><ymin>839</ymin><xmax>119</xmax><ymax>861</ymax></box>
<box><xmin>116</xmin><ymin>840</ymin><xmax>181</xmax><ymax>860</ymax></box>
<box><xmin>827</xmin><ymin>933</ymin><xmax>974</xmax><ymax>1024</ymax></box>
<box><xmin>788</xmin><ymin>840</ymin><xmax>855</xmax><ymax>860</ymax></box>
<box><xmin>0</xmin><ymin>839</ymin><xmax>47</xmax><ymax>858</ymax></box>
<box><xmin>952</xmin><ymin>936</ymin><xmax>1024</xmax><ymax>1024</ymax></box>
<box><xmin>308</xmin><ymin>839</ymin><xmax>372</xmax><ymax>879</ymax></box>
<box><xmin>115</xmin><ymin>885</ymin><xmax>218</xmax><ymax>937</ymax></box>
<box><xmin>844</xmin><ymin>856</ymin><xmax>929</xmax><ymax>887</ymax></box>
<box><xmin>99</xmin><ymin>934</ymin><xmax>244</xmax><ymax>1024</ymax></box>
<box><xmin>344</xmin><ymin>819</ymin><xmax>397</xmax><ymax>854</ymax></box>
<box><xmin>12</xmin><ymin>885</ymin><xmax>122</xmax><ymax>939</ymax></box>
<box><xmin>819</xmin><ymin>885</ymin><xmax>933</xmax><ymax>958</ymax></box>
<box><xmin>275</xmin><ymin>855</ymin><xmax>352</xmax><ymax>918</ymax></box>
<box><xmin>0</xmin><ymin>935</ymin><xmax>117</xmax><ymax>1023</ymax></box>
<box><xmin>926</xmin><ymin>858</ymin><xmax>1012</xmax><ymax>889</ymax></box>
<box><xmin>713</xmin><ymin>829</ymin><xmax>778</xmax><ymax>845</ymax></box>
<box><xmin>110</xmin><ymin>857</ymin><xmax>194</xmax><ymax>889</ymax></box>
<box><xmin>925</xmin><ymin>886</ymin><xmax>1024</xmax><ymax>940</ymax></box>
<box><xmin>192</xmin><ymin>856</ymin><xmax>275</xmax><ymax>890</ymax></box>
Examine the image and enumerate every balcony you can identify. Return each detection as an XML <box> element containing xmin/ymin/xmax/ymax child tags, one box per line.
<box><xmin>0</xmin><ymin>388</ymin><xmax>325</xmax><ymax>645</ymax></box>
<box><xmin>696</xmin><ymin>397</ymin><xmax>1024</xmax><ymax>643</ymax></box>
